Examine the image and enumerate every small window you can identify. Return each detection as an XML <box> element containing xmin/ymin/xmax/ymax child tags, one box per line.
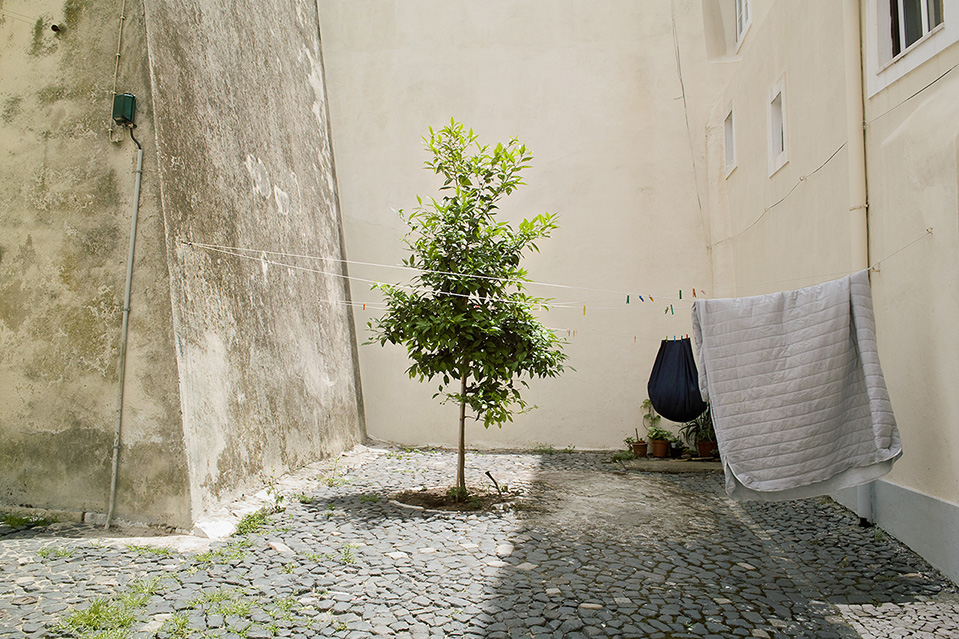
<box><xmin>724</xmin><ymin>108</ymin><xmax>736</xmax><ymax>176</ymax></box>
<box><xmin>768</xmin><ymin>77</ymin><xmax>787</xmax><ymax>176</ymax></box>
<box><xmin>736</xmin><ymin>0</ymin><xmax>751</xmax><ymax>44</ymax></box>
<box><xmin>891</xmin><ymin>0</ymin><xmax>944</xmax><ymax>57</ymax></box>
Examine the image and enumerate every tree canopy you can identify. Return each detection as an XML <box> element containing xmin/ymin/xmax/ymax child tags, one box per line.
<box><xmin>368</xmin><ymin>119</ymin><xmax>568</xmax><ymax>492</ymax></box>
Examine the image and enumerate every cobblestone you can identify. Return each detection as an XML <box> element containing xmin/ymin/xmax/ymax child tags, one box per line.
<box><xmin>1</xmin><ymin>447</ymin><xmax>957</xmax><ymax>637</ymax></box>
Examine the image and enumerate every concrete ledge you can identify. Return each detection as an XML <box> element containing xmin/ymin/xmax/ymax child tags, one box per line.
<box><xmin>619</xmin><ymin>458</ymin><xmax>723</xmax><ymax>473</ymax></box>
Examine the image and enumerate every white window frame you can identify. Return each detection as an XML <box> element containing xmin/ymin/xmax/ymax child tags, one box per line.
<box><xmin>735</xmin><ymin>0</ymin><xmax>752</xmax><ymax>50</ymax></box>
<box><xmin>767</xmin><ymin>76</ymin><xmax>788</xmax><ymax>177</ymax></box>
<box><xmin>724</xmin><ymin>104</ymin><xmax>737</xmax><ymax>177</ymax></box>
<box><xmin>866</xmin><ymin>0</ymin><xmax>959</xmax><ymax>97</ymax></box>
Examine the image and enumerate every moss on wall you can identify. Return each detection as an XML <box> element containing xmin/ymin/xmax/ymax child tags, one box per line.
<box><xmin>0</xmin><ymin>0</ymin><xmax>189</xmax><ymax>528</ymax></box>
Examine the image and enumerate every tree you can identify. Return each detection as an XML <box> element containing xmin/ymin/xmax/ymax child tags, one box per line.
<box><xmin>369</xmin><ymin>119</ymin><xmax>568</xmax><ymax>497</ymax></box>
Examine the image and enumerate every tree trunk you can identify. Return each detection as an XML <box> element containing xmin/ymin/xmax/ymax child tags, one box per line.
<box><xmin>457</xmin><ymin>366</ymin><xmax>467</xmax><ymax>493</ymax></box>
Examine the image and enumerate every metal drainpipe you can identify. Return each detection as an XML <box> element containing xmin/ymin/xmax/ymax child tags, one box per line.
<box><xmin>844</xmin><ymin>0</ymin><xmax>875</xmax><ymax>527</ymax></box>
<box><xmin>105</xmin><ymin>126</ymin><xmax>143</xmax><ymax>530</ymax></box>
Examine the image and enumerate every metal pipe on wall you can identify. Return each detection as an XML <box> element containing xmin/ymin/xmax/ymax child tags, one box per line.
<box><xmin>843</xmin><ymin>0</ymin><xmax>875</xmax><ymax>526</ymax></box>
<box><xmin>106</xmin><ymin>127</ymin><xmax>143</xmax><ymax>530</ymax></box>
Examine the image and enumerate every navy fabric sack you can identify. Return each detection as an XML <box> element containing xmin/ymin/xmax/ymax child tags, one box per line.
<box><xmin>647</xmin><ymin>337</ymin><xmax>708</xmax><ymax>423</ymax></box>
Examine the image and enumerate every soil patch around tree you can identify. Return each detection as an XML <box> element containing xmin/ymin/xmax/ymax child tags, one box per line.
<box><xmin>392</xmin><ymin>486</ymin><xmax>515</xmax><ymax>512</ymax></box>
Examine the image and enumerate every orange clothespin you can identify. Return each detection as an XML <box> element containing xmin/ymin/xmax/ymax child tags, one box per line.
<box><xmin>692</xmin><ymin>288</ymin><xmax>697</xmax><ymax>298</ymax></box>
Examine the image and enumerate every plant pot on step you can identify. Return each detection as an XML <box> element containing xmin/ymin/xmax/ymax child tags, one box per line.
<box><xmin>697</xmin><ymin>440</ymin><xmax>718</xmax><ymax>458</ymax></box>
<box><xmin>631</xmin><ymin>441</ymin><xmax>648</xmax><ymax>457</ymax></box>
<box><xmin>649</xmin><ymin>439</ymin><xmax>670</xmax><ymax>458</ymax></box>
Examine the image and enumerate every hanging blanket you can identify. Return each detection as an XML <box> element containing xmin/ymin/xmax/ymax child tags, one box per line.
<box><xmin>691</xmin><ymin>270</ymin><xmax>902</xmax><ymax>501</ymax></box>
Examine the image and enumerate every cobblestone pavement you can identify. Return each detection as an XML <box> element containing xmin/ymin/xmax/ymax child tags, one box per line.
<box><xmin>1</xmin><ymin>447</ymin><xmax>957</xmax><ymax>638</ymax></box>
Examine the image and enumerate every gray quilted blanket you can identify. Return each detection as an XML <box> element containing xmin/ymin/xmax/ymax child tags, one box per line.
<box><xmin>691</xmin><ymin>270</ymin><xmax>902</xmax><ymax>501</ymax></box>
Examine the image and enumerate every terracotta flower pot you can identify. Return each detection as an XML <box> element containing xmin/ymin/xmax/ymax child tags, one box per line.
<box><xmin>631</xmin><ymin>442</ymin><xmax>648</xmax><ymax>457</ymax></box>
<box><xmin>649</xmin><ymin>439</ymin><xmax>670</xmax><ymax>458</ymax></box>
<box><xmin>697</xmin><ymin>440</ymin><xmax>718</xmax><ymax>458</ymax></box>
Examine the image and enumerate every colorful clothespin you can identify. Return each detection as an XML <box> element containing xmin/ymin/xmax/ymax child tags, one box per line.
<box><xmin>362</xmin><ymin>303</ymin><xmax>366</xmax><ymax>310</ymax></box>
<box><xmin>638</xmin><ymin>295</ymin><xmax>644</xmax><ymax>302</ymax></box>
<box><xmin>649</xmin><ymin>295</ymin><xmax>654</xmax><ymax>302</ymax></box>
<box><xmin>670</xmin><ymin>304</ymin><xmax>675</xmax><ymax>315</ymax></box>
<box><xmin>692</xmin><ymin>288</ymin><xmax>697</xmax><ymax>298</ymax></box>
<box><xmin>583</xmin><ymin>305</ymin><xmax>587</xmax><ymax>316</ymax></box>
<box><xmin>679</xmin><ymin>290</ymin><xmax>682</xmax><ymax>300</ymax></box>
<box><xmin>626</xmin><ymin>295</ymin><xmax>630</xmax><ymax>304</ymax></box>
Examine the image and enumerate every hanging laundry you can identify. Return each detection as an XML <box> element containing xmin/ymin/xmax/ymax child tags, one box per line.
<box><xmin>691</xmin><ymin>270</ymin><xmax>901</xmax><ymax>502</ymax></box>
<box><xmin>647</xmin><ymin>337</ymin><xmax>708</xmax><ymax>423</ymax></box>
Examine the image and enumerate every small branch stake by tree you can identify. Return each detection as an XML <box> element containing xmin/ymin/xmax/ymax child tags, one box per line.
<box><xmin>369</xmin><ymin>119</ymin><xmax>568</xmax><ymax>497</ymax></box>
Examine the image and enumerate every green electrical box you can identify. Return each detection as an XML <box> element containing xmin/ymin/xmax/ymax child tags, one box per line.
<box><xmin>112</xmin><ymin>93</ymin><xmax>136</xmax><ymax>126</ymax></box>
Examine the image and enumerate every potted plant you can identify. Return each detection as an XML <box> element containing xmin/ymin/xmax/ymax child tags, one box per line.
<box><xmin>679</xmin><ymin>405</ymin><xmax>718</xmax><ymax>458</ymax></box>
<box><xmin>646</xmin><ymin>425</ymin><xmax>673</xmax><ymax>458</ymax></box>
<box><xmin>624</xmin><ymin>430</ymin><xmax>647</xmax><ymax>458</ymax></box>
<box><xmin>642</xmin><ymin>399</ymin><xmax>671</xmax><ymax>457</ymax></box>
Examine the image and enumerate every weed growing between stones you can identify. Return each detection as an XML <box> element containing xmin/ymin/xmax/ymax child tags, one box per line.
<box><xmin>160</xmin><ymin>613</ymin><xmax>189</xmax><ymax>639</ymax></box>
<box><xmin>191</xmin><ymin>539</ymin><xmax>250</xmax><ymax>570</ymax></box>
<box><xmin>37</xmin><ymin>546</ymin><xmax>74</xmax><ymax>559</ymax></box>
<box><xmin>320</xmin><ymin>459</ymin><xmax>349</xmax><ymax>487</ymax></box>
<box><xmin>294</xmin><ymin>493</ymin><xmax>316</xmax><ymax>504</ymax></box>
<box><xmin>532</xmin><ymin>444</ymin><xmax>557</xmax><ymax>455</ymax></box>
<box><xmin>127</xmin><ymin>577</ymin><xmax>164</xmax><ymax>597</ymax></box>
<box><xmin>3</xmin><ymin>512</ymin><xmax>56</xmax><ymax>528</ymax></box>
<box><xmin>265</xmin><ymin>475</ymin><xmax>286</xmax><ymax>512</ymax></box>
<box><xmin>340</xmin><ymin>543</ymin><xmax>361</xmax><ymax>564</ymax></box>
<box><xmin>234</xmin><ymin>509</ymin><xmax>271</xmax><ymax>535</ymax></box>
<box><xmin>124</xmin><ymin>543</ymin><xmax>174</xmax><ymax>557</ymax></box>
<box><xmin>359</xmin><ymin>493</ymin><xmax>380</xmax><ymax>503</ymax></box>
<box><xmin>59</xmin><ymin>596</ymin><xmax>138</xmax><ymax>637</ymax></box>
<box><xmin>188</xmin><ymin>587</ymin><xmax>239</xmax><ymax>609</ymax></box>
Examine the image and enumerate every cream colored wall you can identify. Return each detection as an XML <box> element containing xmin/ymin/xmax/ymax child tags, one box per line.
<box><xmin>704</xmin><ymin>1</ymin><xmax>858</xmax><ymax>300</ymax></box>
<box><xmin>700</xmin><ymin>0</ymin><xmax>959</xmax><ymax>510</ymax></box>
<box><xmin>318</xmin><ymin>0</ymin><xmax>723</xmax><ymax>449</ymax></box>
<box><xmin>863</xmin><ymin>42</ymin><xmax>959</xmax><ymax>504</ymax></box>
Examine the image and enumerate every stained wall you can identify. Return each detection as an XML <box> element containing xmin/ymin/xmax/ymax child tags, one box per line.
<box><xmin>0</xmin><ymin>0</ymin><xmax>365</xmax><ymax>527</ymax></box>
<box><xmin>0</xmin><ymin>0</ymin><xmax>189</xmax><ymax>526</ymax></box>
<box><xmin>142</xmin><ymin>0</ymin><xmax>365</xmax><ymax>519</ymax></box>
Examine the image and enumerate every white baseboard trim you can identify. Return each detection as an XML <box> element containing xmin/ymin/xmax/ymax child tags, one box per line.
<box><xmin>833</xmin><ymin>481</ymin><xmax>959</xmax><ymax>585</ymax></box>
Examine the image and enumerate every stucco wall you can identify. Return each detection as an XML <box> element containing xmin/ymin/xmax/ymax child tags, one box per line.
<box><xmin>143</xmin><ymin>0</ymin><xmax>365</xmax><ymax>518</ymax></box>
<box><xmin>863</xmin><ymin>43</ymin><xmax>959</xmax><ymax>506</ymax></box>
<box><xmin>695</xmin><ymin>0</ymin><xmax>959</xmax><ymax>581</ymax></box>
<box><xmin>702</xmin><ymin>1</ymin><xmax>858</xmax><ymax>298</ymax></box>
<box><xmin>318</xmin><ymin>0</ymin><xmax>722</xmax><ymax>450</ymax></box>
<box><xmin>0</xmin><ymin>0</ymin><xmax>189</xmax><ymax>526</ymax></box>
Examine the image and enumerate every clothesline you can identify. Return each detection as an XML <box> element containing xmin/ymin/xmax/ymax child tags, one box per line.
<box><xmin>184</xmin><ymin>240</ymin><xmax>702</xmax><ymax>304</ymax></box>
<box><xmin>181</xmin><ymin>225</ymin><xmax>932</xmax><ymax>319</ymax></box>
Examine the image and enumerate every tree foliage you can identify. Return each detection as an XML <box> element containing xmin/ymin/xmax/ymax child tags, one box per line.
<box><xmin>368</xmin><ymin>120</ymin><xmax>568</xmax><ymax>490</ymax></box>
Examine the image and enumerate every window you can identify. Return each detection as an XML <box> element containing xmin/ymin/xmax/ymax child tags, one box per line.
<box><xmin>891</xmin><ymin>0</ymin><xmax>944</xmax><ymax>57</ymax></box>
<box><xmin>768</xmin><ymin>77</ymin><xmax>787</xmax><ymax>176</ymax></box>
<box><xmin>724</xmin><ymin>107</ymin><xmax>736</xmax><ymax>176</ymax></box>
<box><xmin>735</xmin><ymin>0</ymin><xmax>751</xmax><ymax>45</ymax></box>
<box><xmin>866</xmin><ymin>0</ymin><xmax>957</xmax><ymax>96</ymax></box>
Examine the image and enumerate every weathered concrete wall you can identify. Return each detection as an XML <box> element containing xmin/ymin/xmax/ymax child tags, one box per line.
<box><xmin>0</xmin><ymin>0</ymin><xmax>190</xmax><ymax>526</ymax></box>
<box><xmin>142</xmin><ymin>0</ymin><xmax>365</xmax><ymax>518</ymax></box>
